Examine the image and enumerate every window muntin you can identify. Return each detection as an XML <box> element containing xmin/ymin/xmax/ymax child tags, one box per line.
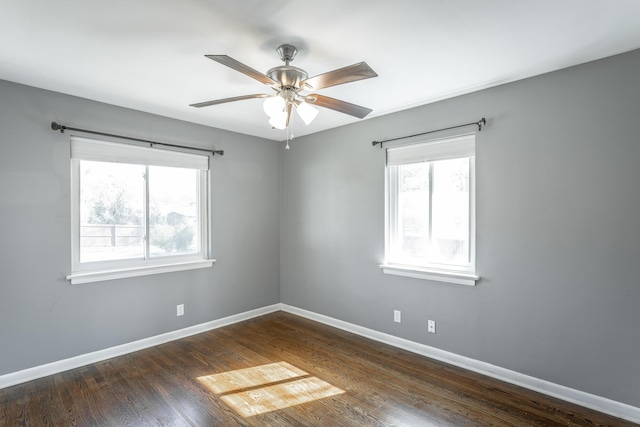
<box><xmin>385</xmin><ymin>134</ymin><xmax>475</xmax><ymax>275</ymax></box>
<box><xmin>70</xmin><ymin>137</ymin><xmax>210</xmax><ymax>277</ymax></box>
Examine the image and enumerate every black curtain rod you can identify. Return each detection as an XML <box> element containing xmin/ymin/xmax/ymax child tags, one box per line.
<box><xmin>51</xmin><ymin>122</ymin><xmax>224</xmax><ymax>156</ymax></box>
<box><xmin>372</xmin><ymin>118</ymin><xmax>486</xmax><ymax>148</ymax></box>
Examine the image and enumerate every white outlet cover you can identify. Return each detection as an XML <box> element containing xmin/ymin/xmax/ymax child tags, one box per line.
<box><xmin>394</xmin><ymin>310</ymin><xmax>401</xmax><ymax>323</ymax></box>
<box><xmin>428</xmin><ymin>320</ymin><xmax>436</xmax><ymax>333</ymax></box>
<box><xmin>177</xmin><ymin>304</ymin><xmax>184</xmax><ymax>316</ymax></box>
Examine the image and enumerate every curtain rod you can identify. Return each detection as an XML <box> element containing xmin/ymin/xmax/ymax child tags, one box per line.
<box><xmin>372</xmin><ymin>118</ymin><xmax>486</xmax><ymax>148</ymax></box>
<box><xmin>50</xmin><ymin>122</ymin><xmax>224</xmax><ymax>156</ymax></box>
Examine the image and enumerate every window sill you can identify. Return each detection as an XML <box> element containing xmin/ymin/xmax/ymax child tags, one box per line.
<box><xmin>67</xmin><ymin>259</ymin><xmax>215</xmax><ymax>285</ymax></box>
<box><xmin>379</xmin><ymin>264</ymin><xmax>479</xmax><ymax>286</ymax></box>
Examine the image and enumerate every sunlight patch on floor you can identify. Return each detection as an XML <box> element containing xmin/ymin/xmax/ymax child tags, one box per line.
<box><xmin>198</xmin><ymin>361</ymin><xmax>344</xmax><ymax>417</ymax></box>
<box><xmin>198</xmin><ymin>361</ymin><xmax>307</xmax><ymax>394</ymax></box>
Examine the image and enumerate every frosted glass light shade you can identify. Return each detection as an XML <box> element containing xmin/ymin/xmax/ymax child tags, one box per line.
<box><xmin>263</xmin><ymin>96</ymin><xmax>286</xmax><ymax>117</ymax></box>
<box><xmin>269</xmin><ymin>112</ymin><xmax>287</xmax><ymax>129</ymax></box>
<box><xmin>296</xmin><ymin>102</ymin><xmax>319</xmax><ymax>125</ymax></box>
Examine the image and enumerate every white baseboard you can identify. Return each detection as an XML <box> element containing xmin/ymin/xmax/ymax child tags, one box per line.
<box><xmin>0</xmin><ymin>304</ymin><xmax>281</xmax><ymax>390</ymax></box>
<box><xmin>2</xmin><ymin>302</ymin><xmax>638</xmax><ymax>424</ymax></box>
<box><xmin>281</xmin><ymin>304</ymin><xmax>640</xmax><ymax>424</ymax></box>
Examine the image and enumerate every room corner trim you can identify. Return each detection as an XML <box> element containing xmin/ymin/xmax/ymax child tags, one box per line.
<box><xmin>280</xmin><ymin>304</ymin><xmax>640</xmax><ymax>424</ymax></box>
<box><xmin>0</xmin><ymin>303</ymin><xmax>282</xmax><ymax>391</ymax></box>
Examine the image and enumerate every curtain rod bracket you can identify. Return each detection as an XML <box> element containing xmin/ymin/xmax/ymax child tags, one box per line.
<box><xmin>372</xmin><ymin>117</ymin><xmax>487</xmax><ymax>148</ymax></box>
<box><xmin>50</xmin><ymin>121</ymin><xmax>223</xmax><ymax>156</ymax></box>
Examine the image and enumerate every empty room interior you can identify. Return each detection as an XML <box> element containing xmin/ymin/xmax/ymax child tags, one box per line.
<box><xmin>1</xmin><ymin>1</ymin><xmax>640</xmax><ymax>426</ymax></box>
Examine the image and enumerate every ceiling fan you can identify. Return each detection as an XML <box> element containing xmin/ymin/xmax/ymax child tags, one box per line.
<box><xmin>190</xmin><ymin>44</ymin><xmax>378</xmax><ymax>131</ymax></box>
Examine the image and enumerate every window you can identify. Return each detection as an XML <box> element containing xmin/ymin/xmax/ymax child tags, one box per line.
<box><xmin>382</xmin><ymin>134</ymin><xmax>478</xmax><ymax>286</ymax></box>
<box><xmin>68</xmin><ymin>137</ymin><xmax>213</xmax><ymax>284</ymax></box>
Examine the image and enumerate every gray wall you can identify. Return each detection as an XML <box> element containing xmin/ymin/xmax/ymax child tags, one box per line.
<box><xmin>0</xmin><ymin>80</ymin><xmax>281</xmax><ymax>375</ymax></box>
<box><xmin>281</xmin><ymin>49</ymin><xmax>640</xmax><ymax>407</ymax></box>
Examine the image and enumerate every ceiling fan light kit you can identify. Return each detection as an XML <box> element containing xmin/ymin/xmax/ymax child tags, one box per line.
<box><xmin>295</xmin><ymin>101</ymin><xmax>319</xmax><ymax>125</ymax></box>
<box><xmin>190</xmin><ymin>44</ymin><xmax>378</xmax><ymax>147</ymax></box>
<box><xmin>268</xmin><ymin>111</ymin><xmax>287</xmax><ymax>130</ymax></box>
<box><xmin>263</xmin><ymin>95</ymin><xmax>286</xmax><ymax>118</ymax></box>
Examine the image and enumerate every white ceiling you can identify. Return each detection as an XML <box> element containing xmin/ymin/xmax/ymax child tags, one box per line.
<box><xmin>2</xmin><ymin>0</ymin><xmax>640</xmax><ymax>141</ymax></box>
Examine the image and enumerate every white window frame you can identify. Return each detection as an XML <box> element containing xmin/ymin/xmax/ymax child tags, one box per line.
<box><xmin>67</xmin><ymin>137</ymin><xmax>214</xmax><ymax>285</ymax></box>
<box><xmin>380</xmin><ymin>133</ymin><xmax>479</xmax><ymax>286</ymax></box>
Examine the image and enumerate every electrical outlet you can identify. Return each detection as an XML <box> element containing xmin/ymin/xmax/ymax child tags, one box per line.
<box><xmin>428</xmin><ymin>319</ymin><xmax>436</xmax><ymax>334</ymax></box>
<box><xmin>177</xmin><ymin>304</ymin><xmax>184</xmax><ymax>316</ymax></box>
<box><xmin>394</xmin><ymin>310</ymin><xmax>401</xmax><ymax>323</ymax></box>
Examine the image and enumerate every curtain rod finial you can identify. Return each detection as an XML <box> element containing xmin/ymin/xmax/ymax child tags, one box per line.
<box><xmin>51</xmin><ymin>121</ymin><xmax>66</xmax><ymax>133</ymax></box>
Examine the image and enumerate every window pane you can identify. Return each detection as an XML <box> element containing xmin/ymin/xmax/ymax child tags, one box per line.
<box><xmin>148</xmin><ymin>166</ymin><xmax>199</xmax><ymax>257</ymax></box>
<box><xmin>431</xmin><ymin>158</ymin><xmax>470</xmax><ymax>265</ymax></box>
<box><xmin>79</xmin><ymin>161</ymin><xmax>144</xmax><ymax>262</ymax></box>
<box><xmin>397</xmin><ymin>163</ymin><xmax>430</xmax><ymax>259</ymax></box>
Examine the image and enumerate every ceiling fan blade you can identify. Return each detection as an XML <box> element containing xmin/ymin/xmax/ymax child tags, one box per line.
<box><xmin>306</xmin><ymin>94</ymin><xmax>373</xmax><ymax>119</ymax></box>
<box><xmin>301</xmin><ymin>62</ymin><xmax>377</xmax><ymax>91</ymax></box>
<box><xmin>205</xmin><ymin>55</ymin><xmax>278</xmax><ymax>86</ymax></box>
<box><xmin>190</xmin><ymin>93</ymin><xmax>269</xmax><ymax>108</ymax></box>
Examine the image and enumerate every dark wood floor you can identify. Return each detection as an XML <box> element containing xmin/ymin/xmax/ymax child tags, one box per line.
<box><xmin>0</xmin><ymin>311</ymin><xmax>635</xmax><ymax>426</ymax></box>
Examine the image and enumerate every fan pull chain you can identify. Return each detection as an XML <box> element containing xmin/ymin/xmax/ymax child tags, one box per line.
<box><xmin>285</xmin><ymin>122</ymin><xmax>294</xmax><ymax>150</ymax></box>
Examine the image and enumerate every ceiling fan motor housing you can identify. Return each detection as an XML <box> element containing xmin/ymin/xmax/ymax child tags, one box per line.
<box><xmin>267</xmin><ymin>66</ymin><xmax>308</xmax><ymax>90</ymax></box>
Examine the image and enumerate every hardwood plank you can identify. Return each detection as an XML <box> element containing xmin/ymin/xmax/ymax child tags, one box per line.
<box><xmin>0</xmin><ymin>311</ymin><xmax>636</xmax><ymax>426</ymax></box>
